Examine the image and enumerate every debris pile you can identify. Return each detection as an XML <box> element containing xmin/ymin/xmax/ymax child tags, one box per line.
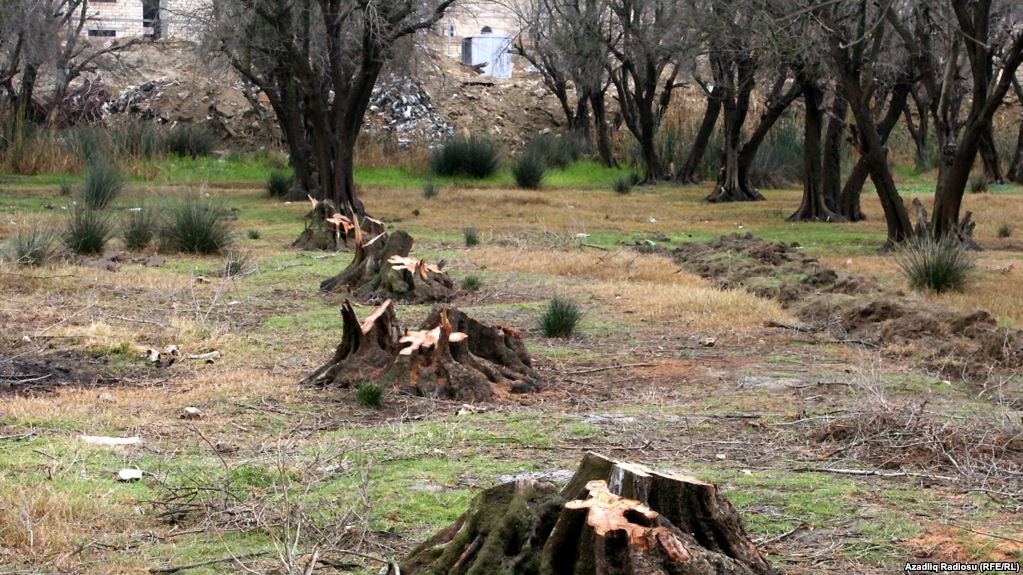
<box><xmin>365</xmin><ymin>75</ymin><xmax>454</xmax><ymax>146</ymax></box>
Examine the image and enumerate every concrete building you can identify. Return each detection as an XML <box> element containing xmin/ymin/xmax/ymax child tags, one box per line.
<box><xmin>82</xmin><ymin>0</ymin><xmax>202</xmax><ymax>39</ymax></box>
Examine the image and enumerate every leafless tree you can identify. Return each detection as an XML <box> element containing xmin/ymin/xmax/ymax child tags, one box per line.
<box><xmin>201</xmin><ymin>0</ymin><xmax>455</xmax><ymax>214</ymax></box>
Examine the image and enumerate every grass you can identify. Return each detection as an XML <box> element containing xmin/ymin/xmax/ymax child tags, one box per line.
<box><xmin>355</xmin><ymin>382</ymin><xmax>385</xmax><ymax>407</ymax></box>
<box><xmin>64</xmin><ymin>204</ymin><xmax>113</xmax><ymax>255</ymax></box>
<box><xmin>512</xmin><ymin>152</ymin><xmax>547</xmax><ymax>189</ymax></box>
<box><xmin>613</xmin><ymin>174</ymin><xmax>633</xmax><ymax>194</ymax></box>
<box><xmin>462</xmin><ymin>226</ymin><xmax>480</xmax><ymax>247</ymax></box>
<box><xmin>461</xmin><ymin>274</ymin><xmax>482</xmax><ymax>292</ymax></box>
<box><xmin>163</xmin><ymin>125</ymin><xmax>217</xmax><ymax>158</ymax></box>
<box><xmin>429</xmin><ymin>136</ymin><xmax>499</xmax><ymax>179</ymax></box>
<box><xmin>423</xmin><ymin>180</ymin><xmax>440</xmax><ymax>199</ymax></box>
<box><xmin>997</xmin><ymin>223</ymin><xmax>1012</xmax><ymax>238</ymax></box>
<box><xmin>159</xmin><ymin>195</ymin><xmax>235</xmax><ymax>254</ymax></box>
<box><xmin>896</xmin><ymin>235</ymin><xmax>976</xmax><ymax>293</ymax></box>
<box><xmin>5</xmin><ymin>221</ymin><xmax>54</xmax><ymax>265</ymax></box>
<box><xmin>266</xmin><ymin>170</ymin><xmax>292</xmax><ymax>199</ymax></box>
<box><xmin>120</xmin><ymin>207</ymin><xmax>158</xmax><ymax>251</ymax></box>
<box><xmin>540</xmin><ymin>295</ymin><xmax>583</xmax><ymax>338</ymax></box>
<box><xmin>79</xmin><ymin>161</ymin><xmax>124</xmax><ymax>210</ymax></box>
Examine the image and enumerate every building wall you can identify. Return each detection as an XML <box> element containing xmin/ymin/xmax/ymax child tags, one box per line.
<box><xmin>83</xmin><ymin>0</ymin><xmax>146</xmax><ymax>38</ymax></box>
<box><xmin>438</xmin><ymin>1</ymin><xmax>522</xmax><ymax>40</ymax></box>
<box><xmin>160</xmin><ymin>0</ymin><xmax>206</xmax><ymax>39</ymax></box>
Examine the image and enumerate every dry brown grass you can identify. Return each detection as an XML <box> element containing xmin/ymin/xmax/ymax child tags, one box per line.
<box><xmin>469</xmin><ymin>248</ymin><xmax>793</xmax><ymax>332</ymax></box>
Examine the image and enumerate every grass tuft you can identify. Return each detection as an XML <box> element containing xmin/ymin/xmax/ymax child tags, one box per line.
<box><xmin>513</xmin><ymin>152</ymin><xmax>547</xmax><ymax>189</ymax></box>
<box><xmin>159</xmin><ymin>196</ymin><xmax>234</xmax><ymax>254</ymax></box>
<box><xmin>613</xmin><ymin>175</ymin><xmax>633</xmax><ymax>194</ymax></box>
<box><xmin>970</xmin><ymin>175</ymin><xmax>988</xmax><ymax>194</ymax></box>
<box><xmin>526</xmin><ymin>133</ymin><xmax>587</xmax><ymax>168</ymax></box>
<box><xmin>222</xmin><ymin>251</ymin><xmax>253</xmax><ymax>277</ymax></box>
<box><xmin>540</xmin><ymin>295</ymin><xmax>583</xmax><ymax>338</ymax></box>
<box><xmin>266</xmin><ymin>170</ymin><xmax>293</xmax><ymax>200</ymax></box>
<box><xmin>163</xmin><ymin>125</ymin><xmax>217</xmax><ymax>158</ymax></box>
<box><xmin>6</xmin><ymin>222</ymin><xmax>54</xmax><ymax>266</ymax></box>
<box><xmin>120</xmin><ymin>207</ymin><xmax>158</xmax><ymax>251</ymax></box>
<box><xmin>896</xmin><ymin>235</ymin><xmax>976</xmax><ymax>293</ymax></box>
<box><xmin>996</xmin><ymin>224</ymin><xmax>1012</xmax><ymax>238</ymax></box>
<box><xmin>247</xmin><ymin>229</ymin><xmax>261</xmax><ymax>240</ymax></box>
<box><xmin>423</xmin><ymin>180</ymin><xmax>441</xmax><ymax>199</ymax></box>
<box><xmin>430</xmin><ymin>136</ymin><xmax>499</xmax><ymax>179</ymax></box>
<box><xmin>355</xmin><ymin>381</ymin><xmax>385</xmax><ymax>407</ymax></box>
<box><xmin>79</xmin><ymin>161</ymin><xmax>124</xmax><ymax>210</ymax></box>
<box><xmin>463</xmin><ymin>227</ymin><xmax>480</xmax><ymax>247</ymax></box>
<box><xmin>64</xmin><ymin>205</ymin><xmax>113</xmax><ymax>255</ymax></box>
<box><xmin>461</xmin><ymin>274</ymin><xmax>482</xmax><ymax>292</ymax></box>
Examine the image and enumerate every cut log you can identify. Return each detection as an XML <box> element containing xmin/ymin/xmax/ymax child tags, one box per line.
<box><xmin>300</xmin><ymin>301</ymin><xmax>542</xmax><ymax>401</ymax></box>
<box><xmin>402</xmin><ymin>452</ymin><xmax>775</xmax><ymax>575</ymax></box>
<box><xmin>320</xmin><ymin>228</ymin><xmax>455</xmax><ymax>302</ymax></box>
<box><xmin>292</xmin><ymin>197</ymin><xmax>384</xmax><ymax>251</ymax></box>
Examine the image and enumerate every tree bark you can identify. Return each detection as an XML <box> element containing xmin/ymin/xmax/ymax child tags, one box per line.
<box><xmin>1009</xmin><ymin>79</ymin><xmax>1023</xmax><ymax>184</ymax></box>
<box><xmin>789</xmin><ymin>80</ymin><xmax>844</xmax><ymax>222</ymax></box>
<box><xmin>402</xmin><ymin>452</ymin><xmax>775</xmax><ymax>575</ymax></box>
<box><xmin>979</xmin><ymin>127</ymin><xmax>1004</xmax><ymax>184</ymax></box>
<box><xmin>590</xmin><ymin>90</ymin><xmax>617</xmax><ymax>168</ymax></box>
<box><xmin>736</xmin><ymin>78</ymin><xmax>802</xmax><ymax>196</ymax></box>
<box><xmin>706</xmin><ymin>53</ymin><xmax>761</xmax><ymax>203</ymax></box>
<box><xmin>676</xmin><ymin>88</ymin><xmax>721</xmax><ymax>184</ymax></box>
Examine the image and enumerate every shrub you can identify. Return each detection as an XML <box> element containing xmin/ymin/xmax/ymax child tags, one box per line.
<box><xmin>997</xmin><ymin>224</ymin><xmax>1012</xmax><ymax>238</ymax></box>
<box><xmin>6</xmin><ymin>222</ymin><xmax>54</xmax><ymax>266</ymax></box>
<box><xmin>896</xmin><ymin>235</ymin><xmax>976</xmax><ymax>294</ymax></box>
<box><xmin>970</xmin><ymin>175</ymin><xmax>989</xmax><ymax>194</ymax></box>
<box><xmin>159</xmin><ymin>196</ymin><xmax>234</xmax><ymax>254</ymax></box>
<box><xmin>222</xmin><ymin>251</ymin><xmax>252</xmax><ymax>277</ymax></box>
<box><xmin>266</xmin><ymin>170</ymin><xmax>292</xmax><ymax>199</ymax></box>
<box><xmin>108</xmin><ymin>122</ymin><xmax>162</xmax><ymax>159</ymax></box>
<box><xmin>423</xmin><ymin>181</ymin><xmax>440</xmax><ymax>199</ymax></box>
<box><xmin>355</xmin><ymin>382</ymin><xmax>384</xmax><ymax>407</ymax></box>
<box><xmin>430</xmin><ymin>136</ymin><xmax>499</xmax><ymax>179</ymax></box>
<box><xmin>613</xmin><ymin>175</ymin><xmax>633</xmax><ymax>194</ymax></box>
<box><xmin>64</xmin><ymin>205</ymin><xmax>113</xmax><ymax>255</ymax></box>
<box><xmin>512</xmin><ymin>152</ymin><xmax>547</xmax><ymax>189</ymax></box>
<box><xmin>163</xmin><ymin>125</ymin><xmax>217</xmax><ymax>158</ymax></box>
<box><xmin>461</xmin><ymin>274</ymin><xmax>482</xmax><ymax>292</ymax></box>
<box><xmin>540</xmin><ymin>296</ymin><xmax>582</xmax><ymax>338</ymax></box>
<box><xmin>463</xmin><ymin>226</ymin><xmax>480</xmax><ymax>247</ymax></box>
<box><xmin>527</xmin><ymin>133</ymin><xmax>587</xmax><ymax>168</ymax></box>
<box><xmin>79</xmin><ymin>161</ymin><xmax>124</xmax><ymax>210</ymax></box>
<box><xmin>120</xmin><ymin>207</ymin><xmax>158</xmax><ymax>251</ymax></box>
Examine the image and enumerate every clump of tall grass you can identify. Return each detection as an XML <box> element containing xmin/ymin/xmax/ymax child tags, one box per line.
<box><xmin>163</xmin><ymin>125</ymin><xmax>217</xmax><ymax>158</ymax></box>
<box><xmin>461</xmin><ymin>274</ymin><xmax>482</xmax><ymax>292</ymax></box>
<box><xmin>64</xmin><ymin>205</ymin><xmax>113</xmax><ymax>255</ymax></box>
<box><xmin>423</xmin><ymin>180</ymin><xmax>441</xmax><ymax>199</ymax></box>
<box><xmin>108</xmin><ymin>122</ymin><xmax>162</xmax><ymax>159</ymax></box>
<box><xmin>613</xmin><ymin>175</ymin><xmax>633</xmax><ymax>194</ymax></box>
<box><xmin>79</xmin><ymin>161</ymin><xmax>124</xmax><ymax>209</ymax></box>
<box><xmin>5</xmin><ymin>222</ymin><xmax>54</xmax><ymax>266</ymax></box>
<box><xmin>463</xmin><ymin>227</ymin><xmax>480</xmax><ymax>247</ymax></box>
<box><xmin>540</xmin><ymin>296</ymin><xmax>583</xmax><ymax>338</ymax></box>
<box><xmin>120</xmin><ymin>207</ymin><xmax>158</xmax><ymax>251</ymax></box>
<box><xmin>997</xmin><ymin>224</ymin><xmax>1012</xmax><ymax>238</ymax></box>
<box><xmin>430</xmin><ymin>136</ymin><xmax>499</xmax><ymax>179</ymax></box>
<box><xmin>355</xmin><ymin>382</ymin><xmax>384</xmax><ymax>407</ymax></box>
<box><xmin>526</xmin><ymin>133</ymin><xmax>587</xmax><ymax>168</ymax></box>
<box><xmin>266</xmin><ymin>170</ymin><xmax>293</xmax><ymax>199</ymax></box>
<box><xmin>512</xmin><ymin>152</ymin><xmax>547</xmax><ymax>189</ymax></box>
<box><xmin>159</xmin><ymin>196</ymin><xmax>234</xmax><ymax>254</ymax></box>
<box><xmin>896</xmin><ymin>235</ymin><xmax>976</xmax><ymax>294</ymax></box>
<box><xmin>970</xmin><ymin>174</ymin><xmax>988</xmax><ymax>194</ymax></box>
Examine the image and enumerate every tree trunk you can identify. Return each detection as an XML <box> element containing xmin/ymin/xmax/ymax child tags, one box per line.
<box><xmin>638</xmin><ymin>103</ymin><xmax>663</xmax><ymax>183</ymax></box>
<box><xmin>736</xmin><ymin>79</ymin><xmax>802</xmax><ymax>197</ymax></box>
<box><xmin>789</xmin><ymin>82</ymin><xmax>844</xmax><ymax>222</ymax></box>
<box><xmin>676</xmin><ymin>88</ymin><xmax>720</xmax><ymax>184</ymax></box>
<box><xmin>822</xmin><ymin>94</ymin><xmax>848</xmax><ymax>212</ymax></box>
<box><xmin>320</xmin><ymin>229</ymin><xmax>454</xmax><ymax>302</ymax></box>
<box><xmin>300</xmin><ymin>301</ymin><xmax>542</xmax><ymax>401</ymax></box>
<box><xmin>590</xmin><ymin>90</ymin><xmax>617</xmax><ymax>168</ymax></box>
<box><xmin>1009</xmin><ymin>119</ymin><xmax>1023</xmax><ymax>184</ymax></box>
<box><xmin>836</xmin><ymin>84</ymin><xmax>910</xmax><ymax>222</ymax></box>
<box><xmin>979</xmin><ymin>127</ymin><xmax>1004</xmax><ymax>184</ymax></box>
<box><xmin>706</xmin><ymin>55</ymin><xmax>761</xmax><ymax>203</ymax></box>
<box><xmin>402</xmin><ymin>452</ymin><xmax>775</xmax><ymax>575</ymax></box>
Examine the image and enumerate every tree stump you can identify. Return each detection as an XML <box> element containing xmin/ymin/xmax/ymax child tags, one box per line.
<box><xmin>402</xmin><ymin>452</ymin><xmax>774</xmax><ymax>575</ymax></box>
<box><xmin>292</xmin><ymin>197</ymin><xmax>384</xmax><ymax>251</ymax></box>
<box><xmin>319</xmin><ymin>229</ymin><xmax>455</xmax><ymax>302</ymax></box>
<box><xmin>300</xmin><ymin>301</ymin><xmax>543</xmax><ymax>401</ymax></box>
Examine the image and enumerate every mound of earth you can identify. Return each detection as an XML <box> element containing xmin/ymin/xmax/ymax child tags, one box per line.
<box><xmin>669</xmin><ymin>234</ymin><xmax>1023</xmax><ymax>381</ymax></box>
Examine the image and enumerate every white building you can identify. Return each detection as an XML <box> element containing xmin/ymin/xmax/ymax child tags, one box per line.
<box><xmin>82</xmin><ymin>0</ymin><xmax>203</xmax><ymax>39</ymax></box>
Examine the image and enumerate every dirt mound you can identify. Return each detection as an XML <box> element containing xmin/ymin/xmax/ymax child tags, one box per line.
<box><xmin>0</xmin><ymin>350</ymin><xmax>120</xmax><ymax>396</ymax></box>
<box><xmin>671</xmin><ymin>234</ymin><xmax>1023</xmax><ymax>379</ymax></box>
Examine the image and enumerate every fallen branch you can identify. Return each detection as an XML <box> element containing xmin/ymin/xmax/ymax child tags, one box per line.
<box><xmin>565</xmin><ymin>363</ymin><xmax>657</xmax><ymax>375</ymax></box>
<box><xmin>947</xmin><ymin>521</ymin><xmax>1023</xmax><ymax>545</ymax></box>
<box><xmin>792</xmin><ymin>466</ymin><xmax>957</xmax><ymax>482</ymax></box>
<box><xmin>148</xmin><ymin>551</ymin><xmax>270</xmax><ymax>574</ymax></box>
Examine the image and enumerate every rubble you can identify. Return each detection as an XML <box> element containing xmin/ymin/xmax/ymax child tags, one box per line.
<box><xmin>365</xmin><ymin>75</ymin><xmax>453</xmax><ymax>146</ymax></box>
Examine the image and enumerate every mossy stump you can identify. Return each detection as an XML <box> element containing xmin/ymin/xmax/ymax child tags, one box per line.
<box><xmin>300</xmin><ymin>300</ymin><xmax>542</xmax><ymax>401</ymax></box>
<box><xmin>401</xmin><ymin>452</ymin><xmax>775</xmax><ymax>575</ymax></box>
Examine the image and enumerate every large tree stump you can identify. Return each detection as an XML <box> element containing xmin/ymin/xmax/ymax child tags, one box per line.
<box><xmin>300</xmin><ymin>301</ymin><xmax>542</xmax><ymax>401</ymax></box>
<box><xmin>320</xmin><ymin>229</ymin><xmax>455</xmax><ymax>302</ymax></box>
<box><xmin>402</xmin><ymin>452</ymin><xmax>774</xmax><ymax>575</ymax></box>
<box><xmin>292</xmin><ymin>197</ymin><xmax>385</xmax><ymax>251</ymax></box>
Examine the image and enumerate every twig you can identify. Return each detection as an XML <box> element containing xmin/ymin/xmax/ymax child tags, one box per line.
<box><xmin>579</xmin><ymin>243</ymin><xmax>609</xmax><ymax>251</ymax></box>
<box><xmin>792</xmin><ymin>466</ymin><xmax>957</xmax><ymax>482</ymax></box>
<box><xmin>148</xmin><ymin>551</ymin><xmax>270</xmax><ymax>574</ymax></box>
<box><xmin>756</xmin><ymin>523</ymin><xmax>806</xmax><ymax>547</ymax></box>
<box><xmin>32</xmin><ymin>302</ymin><xmax>96</xmax><ymax>337</ymax></box>
<box><xmin>947</xmin><ymin>521</ymin><xmax>1023</xmax><ymax>544</ymax></box>
<box><xmin>564</xmin><ymin>363</ymin><xmax>656</xmax><ymax>375</ymax></box>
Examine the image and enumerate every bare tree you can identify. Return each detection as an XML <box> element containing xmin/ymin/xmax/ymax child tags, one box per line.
<box><xmin>604</xmin><ymin>0</ymin><xmax>689</xmax><ymax>183</ymax></box>
<box><xmin>202</xmin><ymin>0</ymin><xmax>454</xmax><ymax>214</ymax></box>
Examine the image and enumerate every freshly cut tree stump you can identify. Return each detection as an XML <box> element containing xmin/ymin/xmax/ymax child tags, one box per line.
<box><xmin>300</xmin><ymin>301</ymin><xmax>542</xmax><ymax>401</ymax></box>
<box><xmin>402</xmin><ymin>452</ymin><xmax>774</xmax><ymax>575</ymax></box>
<box><xmin>292</xmin><ymin>197</ymin><xmax>385</xmax><ymax>251</ymax></box>
<box><xmin>319</xmin><ymin>228</ymin><xmax>455</xmax><ymax>302</ymax></box>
